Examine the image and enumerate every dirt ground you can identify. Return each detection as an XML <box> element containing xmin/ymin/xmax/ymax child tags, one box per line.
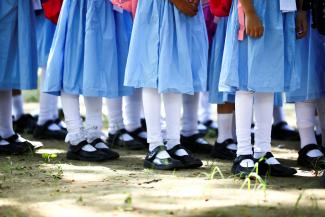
<box><xmin>0</xmin><ymin>104</ymin><xmax>325</xmax><ymax>217</ymax></box>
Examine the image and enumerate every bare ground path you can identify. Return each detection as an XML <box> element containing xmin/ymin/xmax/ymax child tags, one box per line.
<box><xmin>1</xmin><ymin>103</ymin><xmax>324</xmax><ymax>217</ymax></box>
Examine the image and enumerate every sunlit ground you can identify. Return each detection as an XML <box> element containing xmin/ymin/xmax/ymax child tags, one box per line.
<box><xmin>0</xmin><ymin>102</ymin><xmax>324</xmax><ymax>217</ymax></box>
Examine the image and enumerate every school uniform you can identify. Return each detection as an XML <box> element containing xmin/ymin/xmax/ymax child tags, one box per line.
<box><xmin>44</xmin><ymin>0</ymin><xmax>132</xmax><ymax>98</ymax></box>
<box><xmin>124</xmin><ymin>0</ymin><xmax>208</xmax><ymax>94</ymax></box>
<box><xmin>219</xmin><ymin>0</ymin><xmax>299</xmax><ymax>93</ymax></box>
<box><xmin>125</xmin><ymin>0</ymin><xmax>206</xmax><ymax>170</ymax></box>
<box><xmin>0</xmin><ymin>0</ymin><xmax>38</xmax><ymax>155</ymax></box>
<box><xmin>219</xmin><ymin>0</ymin><xmax>298</xmax><ymax>177</ymax></box>
<box><xmin>0</xmin><ymin>0</ymin><xmax>37</xmax><ymax>90</ymax></box>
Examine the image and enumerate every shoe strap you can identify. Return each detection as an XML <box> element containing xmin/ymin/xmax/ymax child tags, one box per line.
<box><xmin>234</xmin><ymin>155</ymin><xmax>254</xmax><ymax>164</ymax></box>
<box><xmin>168</xmin><ymin>144</ymin><xmax>191</xmax><ymax>155</ymax></box>
<box><xmin>299</xmin><ymin>144</ymin><xmax>321</xmax><ymax>157</ymax></box>
<box><xmin>69</xmin><ymin>140</ymin><xmax>89</xmax><ymax>153</ymax></box>
<box><xmin>91</xmin><ymin>138</ymin><xmax>108</xmax><ymax>146</ymax></box>
<box><xmin>274</xmin><ymin>121</ymin><xmax>289</xmax><ymax>128</ymax></box>
<box><xmin>130</xmin><ymin>127</ymin><xmax>145</xmax><ymax>136</ymax></box>
<box><xmin>146</xmin><ymin>145</ymin><xmax>167</xmax><ymax>161</ymax></box>
<box><xmin>41</xmin><ymin>120</ymin><xmax>56</xmax><ymax>129</ymax></box>
<box><xmin>3</xmin><ymin>134</ymin><xmax>19</xmax><ymax>143</ymax></box>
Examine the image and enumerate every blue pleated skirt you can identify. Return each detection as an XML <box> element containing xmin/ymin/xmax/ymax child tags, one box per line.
<box><xmin>219</xmin><ymin>0</ymin><xmax>300</xmax><ymax>93</ymax></box>
<box><xmin>36</xmin><ymin>13</ymin><xmax>56</xmax><ymax>68</ymax></box>
<box><xmin>124</xmin><ymin>0</ymin><xmax>208</xmax><ymax>94</ymax></box>
<box><xmin>0</xmin><ymin>0</ymin><xmax>38</xmax><ymax>90</ymax></box>
<box><xmin>44</xmin><ymin>0</ymin><xmax>133</xmax><ymax>98</ymax></box>
<box><xmin>208</xmin><ymin>17</ymin><xmax>235</xmax><ymax>104</ymax></box>
<box><xmin>286</xmin><ymin>21</ymin><xmax>325</xmax><ymax>102</ymax></box>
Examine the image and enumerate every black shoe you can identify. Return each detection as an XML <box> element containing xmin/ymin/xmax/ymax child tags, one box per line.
<box><xmin>257</xmin><ymin>152</ymin><xmax>297</xmax><ymax>177</ymax></box>
<box><xmin>202</xmin><ymin>120</ymin><xmax>218</xmax><ymax>132</ymax></box>
<box><xmin>321</xmin><ymin>172</ymin><xmax>325</xmax><ymax>188</ymax></box>
<box><xmin>232</xmin><ymin>155</ymin><xmax>256</xmax><ymax>178</ymax></box>
<box><xmin>127</xmin><ymin>127</ymin><xmax>148</xmax><ymax>147</ymax></box>
<box><xmin>90</xmin><ymin>138</ymin><xmax>120</xmax><ymax>160</ymax></box>
<box><xmin>107</xmin><ymin>129</ymin><xmax>145</xmax><ymax>150</ymax></box>
<box><xmin>0</xmin><ymin>134</ymin><xmax>35</xmax><ymax>155</ymax></box>
<box><xmin>54</xmin><ymin>118</ymin><xmax>67</xmax><ymax>132</ymax></box>
<box><xmin>271</xmin><ymin>121</ymin><xmax>299</xmax><ymax>141</ymax></box>
<box><xmin>297</xmin><ymin>144</ymin><xmax>325</xmax><ymax>170</ymax></box>
<box><xmin>211</xmin><ymin>139</ymin><xmax>237</xmax><ymax>160</ymax></box>
<box><xmin>66</xmin><ymin>140</ymin><xmax>111</xmax><ymax>162</ymax></box>
<box><xmin>13</xmin><ymin>114</ymin><xmax>37</xmax><ymax>134</ymax></box>
<box><xmin>181</xmin><ymin>134</ymin><xmax>213</xmax><ymax>154</ymax></box>
<box><xmin>140</xmin><ymin>118</ymin><xmax>147</xmax><ymax>131</ymax></box>
<box><xmin>33</xmin><ymin>120</ymin><xmax>67</xmax><ymax>140</ymax></box>
<box><xmin>144</xmin><ymin>145</ymin><xmax>183</xmax><ymax>170</ymax></box>
<box><xmin>316</xmin><ymin>133</ymin><xmax>322</xmax><ymax>146</ymax></box>
<box><xmin>167</xmin><ymin>144</ymin><xmax>203</xmax><ymax>169</ymax></box>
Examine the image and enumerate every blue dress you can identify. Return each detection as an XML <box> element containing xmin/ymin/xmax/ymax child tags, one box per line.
<box><xmin>0</xmin><ymin>0</ymin><xmax>38</xmax><ymax>90</ymax></box>
<box><xmin>208</xmin><ymin>17</ymin><xmax>235</xmax><ymax>104</ymax></box>
<box><xmin>44</xmin><ymin>0</ymin><xmax>133</xmax><ymax>98</ymax></box>
<box><xmin>286</xmin><ymin>20</ymin><xmax>325</xmax><ymax>102</ymax></box>
<box><xmin>36</xmin><ymin>13</ymin><xmax>56</xmax><ymax>68</ymax></box>
<box><xmin>124</xmin><ymin>0</ymin><xmax>208</xmax><ymax>94</ymax></box>
<box><xmin>219</xmin><ymin>0</ymin><xmax>300</xmax><ymax>93</ymax></box>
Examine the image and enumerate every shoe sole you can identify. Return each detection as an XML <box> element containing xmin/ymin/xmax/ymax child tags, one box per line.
<box><xmin>66</xmin><ymin>152</ymin><xmax>110</xmax><ymax>162</ymax></box>
<box><xmin>143</xmin><ymin>160</ymin><xmax>182</xmax><ymax>170</ymax></box>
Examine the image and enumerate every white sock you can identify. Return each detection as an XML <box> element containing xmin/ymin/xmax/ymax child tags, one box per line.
<box><xmin>240</xmin><ymin>159</ymin><xmax>255</xmax><ymax>168</ymax></box>
<box><xmin>235</xmin><ymin>91</ymin><xmax>254</xmax><ymax>156</ymax></box>
<box><xmin>61</xmin><ymin>92</ymin><xmax>95</xmax><ymax>152</ymax></box>
<box><xmin>182</xmin><ymin>93</ymin><xmax>199</xmax><ymax>137</ymax></box>
<box><xmin>217</xmin><ymin>113</ymin><xmax>234</xmax><ymax>143</ymax></box>
<box><xmin>296</xmin><ymin>101</ymin><xmax>323</xmax><ymax>157</ymax></box>
<box><xmin>143</xmin><ymin>88</ymin><xmax>164</xmax><ymax>147</ymax></box>
<box><xmin>232</xmin><ymin>112</ymin><xmax>237</xmax><ymax>142</ymax></box>
<box><xmin>38</xmin><ymin>67</ymin><xmax>59</xmax><ymax>125</ymax></box>
<box><xmin>106</xmin><ymin>98</ymin><xmax>124</xmax><ymax>133</ymax></box>
<box><xmin>12</xmin><ymin>94</ymin><xmax>24</xmax><ymax>120</ymax></box>
<box><xmin>198</xmin><ymin>92</ymin><xmax>212</xmax><ymax>123</ymax></box>
<box><xmin>273</xmin><ymin>105</ymin><xmax>285</xmax><ymax>125</ymax></box>
<box><xmin>316</xmin><ymin>96</ymin><xmax>325</xmax><ymax>148</ymax></box>
<box><xmin>123</xmin><ymin>88</ymin><xmax>142</xmax><ymax>132</ymax></box>
<box><xmin>0</xmin><ymin>90</ymin><xmax>15</xmax><ymax>138</ymax></box>
<box><xmin>84</xmin><ymin>96</ymin><xmax>107</xmax><ymax>149</ymax></box>
<box><xmin>253</xmin><ymin>93</ymin><xmax>274</xmax><ymax>155</ymax></box>
<box><xmin>165</xmin><ymin>93</ymin><xmax>187</xmax><ymax>156</ymax></box>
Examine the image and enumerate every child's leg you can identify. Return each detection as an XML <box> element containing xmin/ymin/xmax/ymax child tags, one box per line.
<box><xmin>84</xmin><ymin>96</ymin><xmax>103</xmax><ymax>140</ymax></box>
<box><xmin>142</xmin><ymin>88</ymin><xmax>164</xmax><ymax>150</ymax></box>
<box><xmin>253</xmin><ymin>93</ymin><xmax>275</xmax><ymax>160</ymax></box>
<box><xmin>253</xmin><ymin>93</ymin><xmax>297</xmax><ymax>176</ymax></box>
<box><xmin>106</xmin><ymin>97</ymin><xmax>143</xmax><ymax>149</ymax></box>
<box><xmin>211</xmin><ymin>103</ymin><xmax>237</xmax><ymax>160</ymax></box>
<box><xmin>217</xmin><ymin>103</ymin><xmax>235</xmax><ymax>144</ymax></box>
<box><xmin>164</xmin><ymin>92</ymin><xmax>203</xmax><ymax>168</ymax></box>
<box><xmin>181</xmin><ymin>93</ymin><xmax>211</xmax><ymax>154</ymax></box>
<box><xmin>123</xmin><ymin>89</ymin><xmax>147</xmax><ymax>144</ymax></box>
<box><xmin>60</xmin><ymin>92</ymin><xmax>85</xmax><ymax>145</ymax></box>
<box><xmin>235</xmin><ymin>91</ymin><xmax>254</xmax><ymax>157</ymax></box>
<box><xmin>273</xmin><ymin>105</ymin><xmax>286</xmax><ymax>125</ymax></box>
<box><xmin>0</xmin><ymin>90</ymin><xmax>15</xmax><ymax>138</ymax></box>
<box><xmin>198</xmin><ymin>92</ymin><xmax>211</xmax><ymax>124</ymax></box>
<box><xmin>295</xmin><ymin>101</ymin><xmax>324</xmax><ymax>169</ymax></box>
<box><xmin>164</xmin><ymin>93</ymin><xmax>185</xmax><ymax>155</ymax></box>
<box><xmin>106</xmin><ymin>98</ymin><xmax>125</xmax><ymax>134</ymax></box>
<box><xmin>182</xmin><ymin>93</ymin><xmax>199</xmax><ymax>136</ymax></box>
<box><xmin>316</xmin><ymin>96</ymin><xmax>325</xmax><ymax>148</ymax></box>
<box><xmin>123</xmin><ymin>88</ymin><xmax>142</xmax><ymax>132</ymax></box>
<box><xmin>296</xmin><ymin>101</ymin><xmax>322</xmax><ymax>156</ymax></box>
<box><xmin>12</xmin><ymin>90</ymin><xmax>24</xmax><ymax>120</ymax></box>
